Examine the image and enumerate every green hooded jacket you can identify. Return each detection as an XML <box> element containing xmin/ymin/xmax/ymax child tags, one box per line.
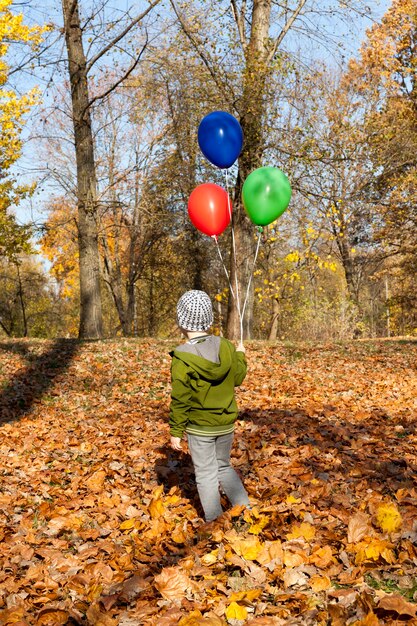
<box><xmin>169</xmin><ymin>337</ymin><xmax>247</xmax><ymax>438</ymax></box>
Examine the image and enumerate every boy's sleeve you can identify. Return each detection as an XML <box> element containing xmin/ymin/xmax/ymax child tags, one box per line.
<box><xmin>233</xmin><ymin>349</ymin><xmax>247</xmax><ymax>386</ymax></box>
<box><xmin>169</xmin><ymin>356</ymin><xmax>192</xmax><ymax>438</ymax></box>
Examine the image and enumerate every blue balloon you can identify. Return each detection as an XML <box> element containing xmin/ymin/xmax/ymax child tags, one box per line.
<box><xmin>198</xmin><ymin>111</ymin><xmax>243</xmax><ymax>169</ymax></box>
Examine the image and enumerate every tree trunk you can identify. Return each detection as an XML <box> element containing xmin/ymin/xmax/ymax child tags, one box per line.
<box><xmin>62</xmin><ymin>0</ymin><xmax>103</xmax><ymax>339</ymax></box>
<box><xmin>126</xmin><ymin>152</ymin><xmax>142</xmax><ymax>335</ymax></box>
<box><xmin>268</xmin><ymin>298</ymin><xmax>280</xmax><ymax>340</ymax></box>
<box><xmin>337</xmin><ymin>236</ymin><xmax>359</xmax><ymax>307</ymax></box>
<box><xmin>227</xmin><ymin>0</ymin><xmax>272</xmax><ymax>339</ymax></box>
<box><xmin>16</xmin><ymin>264</ymin><xmax>28</xmax><ymax>337</ymax></box>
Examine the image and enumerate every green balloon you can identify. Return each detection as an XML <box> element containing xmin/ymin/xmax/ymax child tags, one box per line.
<box><xmin>242</xmin><ymin>166</ymin><xmax>292</xmax><ymax>226</ymax></box>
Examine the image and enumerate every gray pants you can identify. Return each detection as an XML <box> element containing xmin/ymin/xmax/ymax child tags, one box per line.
<box><xmin>187</xmin><ymin>432</ymin><xmax>250</xmax><ymax>522</ymax></box>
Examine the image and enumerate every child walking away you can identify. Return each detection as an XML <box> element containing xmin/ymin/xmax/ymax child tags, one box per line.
<box><xmin>169</xmin><ymin>290</ymin><xmax>250</xmax><ymax>523</ymax></box>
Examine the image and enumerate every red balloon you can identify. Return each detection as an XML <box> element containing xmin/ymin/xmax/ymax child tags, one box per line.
<box><xmin>188</xmin><ymin>183</ymin><xmax>231</xmax><ymax>236</ymax></box>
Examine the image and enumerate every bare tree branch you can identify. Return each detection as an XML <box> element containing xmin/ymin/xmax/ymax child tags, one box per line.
<box><xmin>230</xmin><ymin>0</ymin><xmax>247</xmax><ymax>50</ymax></box>
<box><xmin>86</xmin><ymin>34</ymin><xmax>148</xmax><ymax>111</ymax></box>
<box><xmin>267</xmin><ymin>0</ymin><xmax>307</xmax><ymax>64</ymax></box>
<box><xmin>169</xmin><ymin>0</ymin><xmax>234</xmax><ymax>107</ymax></box>
<box><xmin>85</xmin><ymin>0</ymin><xmax>160</xmax><ymax>73</ymax></box>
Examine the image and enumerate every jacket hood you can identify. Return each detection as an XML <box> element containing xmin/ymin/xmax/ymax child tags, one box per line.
<box><xmin>170</xmin><ymin>340</ymin><xmax>233</xmax><ymax>382</ymax></box>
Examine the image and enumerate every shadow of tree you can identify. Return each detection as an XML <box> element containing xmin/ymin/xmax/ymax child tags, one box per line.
<box><xmin>0</xmin><ymin>338</ymin><xmax>80</xmax><ymax>425</ymax></box>
<box><xmin>238</xmin><ymin>408</ymin><xmax>416</xmax><ymax>501</ymax></box>
<box><xmin>152</xmin><ymin>404</ymin><xmax>416</xmax><ymax>532</ymax></box>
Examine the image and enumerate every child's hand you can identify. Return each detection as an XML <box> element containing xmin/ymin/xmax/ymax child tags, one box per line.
<box><xmin>170</xmin><ymin>436</ymin><xmax>183</xmax><ymax>451</ymax></box>
<box><xmin>237</xmin><ymin>341</ymin><xmax>245</xmax><ymax>353</ymax></box>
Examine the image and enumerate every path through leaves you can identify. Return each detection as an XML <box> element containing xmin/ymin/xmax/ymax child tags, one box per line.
<box><xmin>0</xmin><ymin>338</ymin><xmax>416</xmax><ymax>625</ymax></box>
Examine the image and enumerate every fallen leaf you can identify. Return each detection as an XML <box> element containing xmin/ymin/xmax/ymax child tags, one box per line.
<box><xmin>375</xmin><ymin>503</ymin><xmax>402</xmax><ymax>534</ymax></box>
<box><xmin>354</xmin><ymin>538</ymin><xmax>396</xmax><ymax>564</ymax></box>
<box><xmin>179</xmin><ymin>612</ymin><xmax>226</xmax><ymax>625</ymax></box>
<box><xmin>283</xmin><ymin>567</ymin><xmax>308</xmax><ymax>588</ymax></box>
<box><xmin>36</xmin><ymin>609</ymin><xmax>69</xmax><ymax>625</ymax></box>
<box><xmin>286</xmin><ymin>522</ymin><xmax>316</xmax><ymax>542</ymax></box>
<box><xmin>149</xmin><ymin>496</ymin><xmax>166</xmax><ymax>519</ymax></box>
<box><xmin>248</xmin><ymin>514</ymin><xmax>269</xmax><ymax>535</ymax></box>
<box><xmin>347</xmin><ymin>512</ymin><xmax>371</xmax><ymax>543</ymax></box>
<box><xmin>309</xmin><ymin>545</ymin><xmax>334</xmax><ymax>568</ymax></box>
<box><xmin>377</xmin><ymin>594</ymin><xmax>417</xmax><ymax>618</ymax></box>
<box><xmin>200</xmin><ymin>550</ymin><xmax>218</xmax><ymax>566</ymax></box>
<box><xmin>227</xmin><ymin>535</ymin><xmax>264</xmax><ymax>561</ymax></box>
<box><xmin>352</xmin><ymin>612</ymin><xmax>380</xmax><ymax>625</ymax></box>
<box><xmin>309</xmin><ymin>574</ymin><xmax>332</xmax><ymax>592</ymax></box>
<box><xmin>86</xmin><ymin>470</ymin><xmax>107</xmax><ymax>492</ymax></box>
<box><xmin>154</xmin><ymin>566</ymin><xmax>192</xmax><ymax>602</ymax></box>
<box><xmin>256</xmin><ymin>540</ymin><xmax>283</xmax><ymax>567</ymax></box>
<box><xmin>229</xmin><ymin>589</ymin><xmax>262</xmax><ymax>603</ymax></box>
<box><xmin>86</xmin><ymin>603</ymin><xmax>118</xmax><ymax>626</ymax></box>
<box><xmin>225</xmin><ymin>602</ymin><xmax>248</xmax><ymax>620</ymax></box>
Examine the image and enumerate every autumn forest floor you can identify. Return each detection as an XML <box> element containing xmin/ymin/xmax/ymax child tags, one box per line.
<box><xmin>0</xmin><ymin>338</ymin><xmax>416</xmax><ymax>625</ymax></box>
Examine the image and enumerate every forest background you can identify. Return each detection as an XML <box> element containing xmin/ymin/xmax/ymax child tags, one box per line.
<box><xmin>1</xmin><ymin>0</ymin><xmax>416</xmax><ymax>341</ymax></box>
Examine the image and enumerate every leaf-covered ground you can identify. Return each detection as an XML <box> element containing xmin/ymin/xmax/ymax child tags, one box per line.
<box><xmin>0</xmin><ymin>338</ymin><xmax>416</xmax><ymax>625</ymax></box>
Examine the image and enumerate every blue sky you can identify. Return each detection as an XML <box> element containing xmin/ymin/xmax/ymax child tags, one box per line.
<box><xmin>11</xmin><ymin>0</ymin><xmax>392</xmax><ymax>228</ymax></box>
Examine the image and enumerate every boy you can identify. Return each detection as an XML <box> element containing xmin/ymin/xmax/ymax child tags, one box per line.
<box><xmin>169</xmin><ymin>290</ymin><xmax>250</xmax><ymax>522</ymax></box>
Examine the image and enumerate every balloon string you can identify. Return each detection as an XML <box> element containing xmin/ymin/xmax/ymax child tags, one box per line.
<box><xmin>225</xmin><ymin>169</ymin><xmax>244</xmax><ymax>343</ymax></box>
<box><xmin>213</xmin><ymin>236</ymin><xmax>235</xmax><ymax>299</ymax></box>
<box><xmin>241</xmin><ymin>228</ymin><xmax>262</xmax><ymax>321</ymax></box>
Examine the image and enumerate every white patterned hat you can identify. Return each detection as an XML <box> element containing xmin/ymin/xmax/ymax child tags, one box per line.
<box><xmin>176</xmin><ymin>290</ymin><xmax>213</xmax><ymax>332</ymax></box>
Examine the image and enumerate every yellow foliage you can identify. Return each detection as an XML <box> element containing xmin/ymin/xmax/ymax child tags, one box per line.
<box><xmin>354</xmin><ymin>537</ymin><xmax>396</xmax><ymax>564</ymax></box>
<box><xmin>285</xmin><ymin>250</ymin><xmax>300</xmax><ymax>264</ymax></box>
<box><xmin>248</xmin><ymin>514</ymin><xmax>269</xmax><ymax>535</ymax></box>
<box><xmin>229</xmin><ymin>588</ymin><xmax>262</xmax><ymax>603</ymax></box>
<box><xmin>286</xmin><ymin>495</ymin><xmax>301</xmax><ymax>504</ymax></box>
<box><xmin>225</xmin><ymin>602</ymin><xmax>247</xmax><ymax>621</ymax></box>
<box><xmin>375</xmin><ymin>502</ymin><xmax>402</xmax><ymax>533</ymax></box>
<box><xmin>0</xmin><ymin>1</ymin><xmax>47</xmax><ymax>178</ymax></box>
<box><xmin>286</xmin><ymin>522</ymin><xmax>316</xmax><ymax>542</ymax></box>
<box><xmin>119</xmin><ymin>519</ymin><xmax>136</xmax><ymax>530</ymax></box>
<box><xmin>227</xmin><ymin>534</ymin><xmax>264</xmax><ymax>561</ymax></box>
<box><xmin>352</xmin><ymin>612</ymin><xmax>380</xmax><ymax>626</ymax></box>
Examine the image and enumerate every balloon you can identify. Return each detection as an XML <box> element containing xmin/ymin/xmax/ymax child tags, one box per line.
<box><xmin>242</xmin><ymin>166</ymin><xmax>292</xmax><ymax>226</ymax></box>
<box><xmin>188</xmin><ymin>183</ymin><xmax>231</xmax><ymax>236</ymax></box>
<box><xmin>198</xmin><ymin>111</ymin><xmax>243</xmax><ymax>169</ymax></box>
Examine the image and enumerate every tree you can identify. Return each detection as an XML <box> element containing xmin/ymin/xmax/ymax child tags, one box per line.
<box><xmin>169</xmin><ymin>0</ymin><xmax>376</xmax><ymax>339</ymax></box>
<box><xmin>0</xmin><ymin>255</ymin><xmax>66</xmax><ymax>337</ymax></box>
<box><xmin>345</xmin><ymin>0</ymin><xmax>417</xmax><ymax>333</ymax></box>
<box><xmin>60</xmin><ymin>0</ymin><xmax>160</xmax><ymax>339</ymax></box>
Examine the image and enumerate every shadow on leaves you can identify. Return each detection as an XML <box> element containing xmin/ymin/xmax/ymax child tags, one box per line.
<box><xmin>0</xmin><ymin>338</ymin><xmax>80</xmax><ymax>425</ymax></box>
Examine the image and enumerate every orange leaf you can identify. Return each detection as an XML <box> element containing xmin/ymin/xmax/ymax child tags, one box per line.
<box><xmin>85</xmin><ymin>603</ymin><xmax>118</xmax><ymax>626</ymax></box>
<box><xmin>309</xmin><ymin>545</ymin><xmax>334</xmax><ymax>568</ymax></box>
<box><xmin>352</xmin><ymin>613</ymin><xmax>380</xmax><ymax>626</ymax></box>
<box><xmin>85</xmin><ymin>469</ymin><xmax>107</xmax><ymax>492</ymax></box>
<box><xmin>227</xmin><ymin>535</ymin><xmax>264</xmax><ymax>561</ymax></box>
<box><xmin>347</xmin><ymin>512</ymin><xmax>371</xmax><ymax>544</ymax></box>
<box><xmin>377</xmin><ymin>594</ymin><xmax>417</xmax><ymax>618</ymax></box>
<box><xmin>309</xmin><ymin>574</ymin><xmax>332</xmax><ymax>592</ymax></box>
<box><xmin>179</xmin><ymin>612</ymin><xmax>226</xmax><ymax>625</ymax></box>
<box><xmin>229</xmin><ymin>589</ymin><xmax>262</xmax><ymax>603</ymax></box>
<box><xmin>36</xmin><ymin>609</ymin><xmax>70</xmax><ymax>625</ymax></box>
<box><xmin>256</xmin><ymin>540</ymin><xmax>283</xmax><ymax>567</ymax></box>
<box><xmin>154</xmin><ymin>566</ymin><xmax>192</xmax><ymax>602</ymax></box>
<box><xmin>286</xmin><ymin>522</ymin><xmax>316</xmax><ymax>542</ymax></box>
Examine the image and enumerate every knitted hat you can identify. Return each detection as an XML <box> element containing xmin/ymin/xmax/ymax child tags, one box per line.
<box><xmin>176</xmin><ymin>290</ymin><xmax>213</xmax><ymax>332</ymax></box>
